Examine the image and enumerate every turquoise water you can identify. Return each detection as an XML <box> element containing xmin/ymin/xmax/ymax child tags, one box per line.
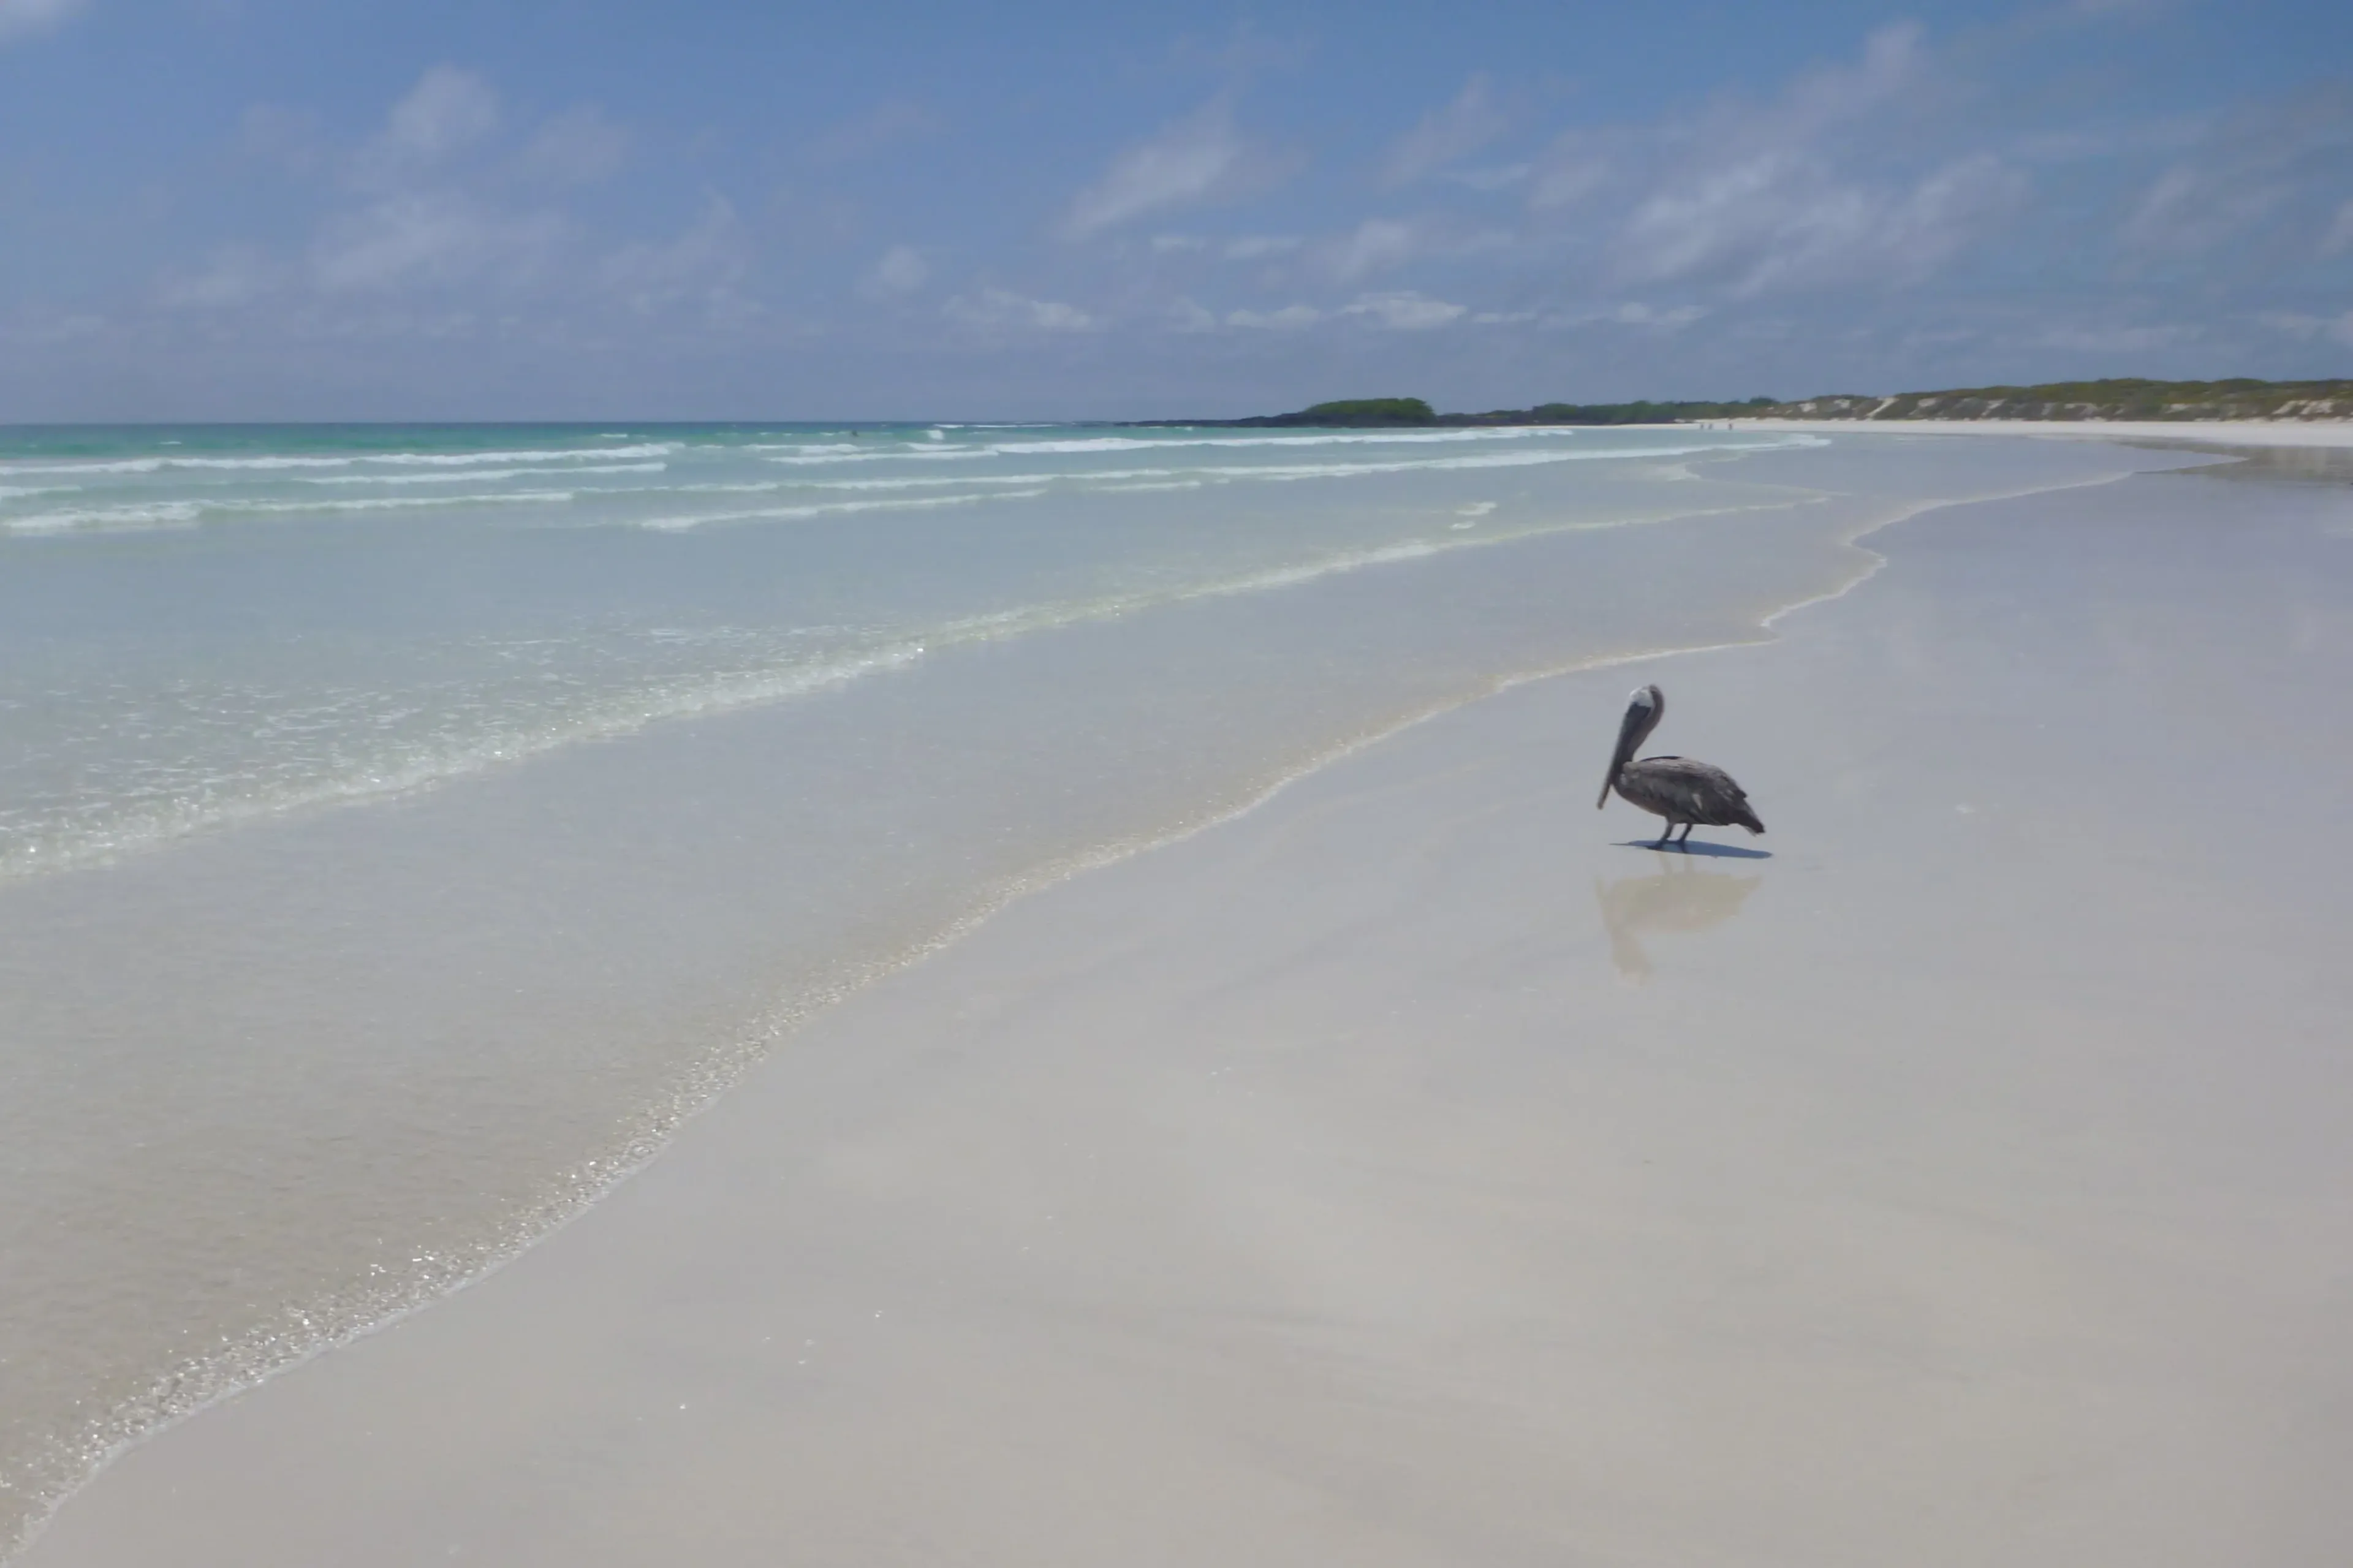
<box><xmin>1</xmin><ymin>422</ymin><xmax>1808</xmax><ymax>881</ymax></box>
<box><xmin>0</xmin><ymin>422</ymin><xmax>2189</xmax><ymax>1556</ymax></box>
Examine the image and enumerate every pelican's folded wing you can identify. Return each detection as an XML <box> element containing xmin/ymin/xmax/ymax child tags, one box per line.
<box><xmin>1634</xmin><ymin>757</ymin><xmax>1764</xmax><ymax>831</ymax></box>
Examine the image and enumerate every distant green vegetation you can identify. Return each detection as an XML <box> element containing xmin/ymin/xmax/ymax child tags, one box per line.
<box><xmin>1128</xmin><ymin>395</ymin><xmax>1779</xmax><ymax>429</ymax></box>
<box><xmin>1503</xmin><ymin>397</ymin><xmax>1779</xmax><ymax>426</ymax></box>
<box><xmin>1292</xmin><ymin>397</ymin><xmax>1437</xmax><ymax>424</ymax></box>
<box><xmin>1130</xmin><ymin>378</ymin><xmax>2353</xmax><ymax>430</ymax></box>
<box><xmin>1765</xmin><ymin>377</ymin><xmax>2353</xmax><ymax>422</ymax></box>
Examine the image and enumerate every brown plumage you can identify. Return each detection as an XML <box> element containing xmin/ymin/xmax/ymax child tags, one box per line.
<box><xmin>1596</xmin><ymin>684</ymin><xmax>1764</xmax><ymax>849</ymax></box>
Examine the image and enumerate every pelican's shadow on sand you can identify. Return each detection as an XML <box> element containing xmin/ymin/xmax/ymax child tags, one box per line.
<box><xmin>1611</xmin><ymin>839</ymin><xmax>1771</xmax><ymax>860</ymax></box>
<box><xmin>1596</xmin><ymin>854</ymin><xmax>1764</xmax><ymax>982</ymax></box>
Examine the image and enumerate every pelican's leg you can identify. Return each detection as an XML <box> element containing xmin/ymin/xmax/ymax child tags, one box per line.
<box><xmin>1677</xmin><ymin>822</ymin><xmax>1697</xmax><ymax>847</ymax></box>
<box><xmin>1653</xmin><ymin>821</ymin><xmax>1675</xmax><ymax>850</ymax></box>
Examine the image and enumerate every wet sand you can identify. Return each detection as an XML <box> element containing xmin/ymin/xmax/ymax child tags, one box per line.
<box><xmin>24</xmin><ymin>451</ymin><xmax>2353</xmax><ymax>1566</ymax></box>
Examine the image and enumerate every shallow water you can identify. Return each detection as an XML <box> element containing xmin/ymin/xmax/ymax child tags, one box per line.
<box><xmin>0</xmin><ymin>425</ymin><xmax>2197</xmax><ymax>1553</ymax></box>
<box><xmin>1</xmin><ymin>422</ymin><xmax>1805</xmax><ymax>881</ymax></box>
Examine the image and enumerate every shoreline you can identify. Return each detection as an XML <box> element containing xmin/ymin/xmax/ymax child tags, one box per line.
<box><xmin>1732</xmin><ymin>415</ymin><xmax>2353</xmax><ymax>447</ymax></box>
<box><xmin>1730</xmin><ymin>418</ymin><xmax>2353</xmax><ymax>489</ymax></box>
<box><xmin>5</xmin><ymin>423</ymin><xmax>1880</xmax><ymax>1558</ymax></box>
<box><xmin>2</xmin><ymin>431</ymin><xmax>2195</xmax><ymax>1561</ymax></box>
<box><xmin>17</xmin><ymin>429</ymin><xmax>2353</xmax><ymax>1563</ymax></box>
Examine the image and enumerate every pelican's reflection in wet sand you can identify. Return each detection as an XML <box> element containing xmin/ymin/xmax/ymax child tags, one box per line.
<box><xmin>1595</xmin><ymin>855</ymin><xmax>1761</xmax><ymax>982</ymax></box>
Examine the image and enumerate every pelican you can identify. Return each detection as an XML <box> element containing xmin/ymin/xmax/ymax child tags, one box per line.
<box><xmin>1596</xmin><ymin>684</ymin><xmax>1765</xmax><ymax>849</ymax></box>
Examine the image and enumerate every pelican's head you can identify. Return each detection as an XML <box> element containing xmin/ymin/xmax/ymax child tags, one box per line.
<box><xmin>1597</xmin><ymin>684</ymin><xmax>1665</xmax><ymax>808</ymax></box>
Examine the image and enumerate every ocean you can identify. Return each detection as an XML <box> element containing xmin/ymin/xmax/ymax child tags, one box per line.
<box><xmin>0</xmin><ymin>420</ymin><xmax>2173</xmax><ymax>1551</ymax></box>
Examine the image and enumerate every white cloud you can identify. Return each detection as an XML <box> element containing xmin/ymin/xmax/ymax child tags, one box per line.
<box><xmin>859</xmin><ymin>244</ymin><xmax>930</xmax><ymax>298</ymax></box>
<box><xmin>1532</xmin><ymin>22</ymin><xmax>1927</xmax><ymax>215</ymax></box>
<box><xmin>1520</xmin><ymin>26</ymin><xmax>2025</xmax><ymax>297</ymax></box>
<box><xmin>311</xmin><ymin>191</ymin><xmax>563</xmax><ymax>293</ymax></box>
<box><xmin>128</xmin><ymin>71</ymin><xmax>762</xmax><ymax>330</ymax></box>
<box><xmin>1705</xmin><ymin>153</ymin><xmax>2019</xmax><ymax>294</ymax></box>
<box><xmin>515</xmin><ymin>106</ymin><xmax>631</xmax><ymax>187</ymax></box>
<box><xmin>0</xmin><ymin>0</ymin><xmax>83</xmax><ymax>44</ymax></box>
<box><xmin>599</xmin><ymin>196</ymin><xmax>749</xmax><ymax>312</ymax></box>
<box><xmin>1316</xmin><ymin>217</ymin><xmax>1510</xmax><ymax>283</ymax></box>
<box><xmin>1</xmin><ymin>307</ymin><xmax>106</xmax><ymax>344</ymax></box>
<box><xmin>1384</xmin><ymin>75</ymin><xmax>1509</xmax><ymax>185</ymax></box>
<box><xmin>158</xmin><ymin>246</ymin><xmax>285</xmax><ymax>309</ymax></box>
<box><xmin>238</xmin><ymin>104</ymin><xmax>328</xmax><ymax>175</ymax></box>
<box><xmin>1148</xmin><ymin>233</ymin><xmax>1300</xmax><ymax>260</ymax></box>
<box><xmin>1226</xmin><ymin>304</ymin><xmax>1322</xmax><ymax>330</ymax></box>
<box><xmin>2322</xmin><ymin>199</ymin><xmax>2353</xmax><ymax>256</ymax></box>
<box><xmin>1449</xmin><ymin>163</ymin><xmax>1530</xmax><ymax>193</ymax></box>
<box><xmin>806</xmin><ymin>99</ymin><xmax>939</xmax><ymax>165</ymax></box>
<box><xmin>2254</xmin><ymin>310</ymin><xmax>2319</xmax><ymax>335</ymax></box>
<box><xmin>1528</xmin><ymin>150</ymin><xmax>1610</xmax><ymax>212</ymax></box>
<box><xmin>1167</xmin><ymin>297</ymin><xmax>1219</xmax><ymax>331</ymax></box>
<box><xmin>1602</xmin><ymin>302</ymin><xmax>1708</xmax><ymax>328</ymax></box>
<box><xmin>2256</xmin><ymin>309</ymin><xmax>2353</xmax><ymax>347</ymax></box>
<box><xmin>2124</xmin><ymin>164</ymin><xmax>2287</xmax><ymax>252</ymax></box>
<box><xmin>368</xmin><ymin>66</ymin><xmax>501</xmax><ymax>172</ymax></box>
<box><xmin>1775</xmin><ymin>22</ymin><xmax>1925</xmax><ymax>132</ymax></box>
<box><xmin>944</xmin><ymin>288</ymin><xmax>1097</xmax><ymax>333</ymax></box>
<box><xmin>1223</xmin><ymin>234</ymin><xmax>1300</xmax><ymax>260</ymax></box>
<box><xmin>1063</xmin><ymin>100</ymin><xmax>1279</xmax><ymax>239</ymax></box>
<box><xmin>1326</xmin><ymin>219</ymin><xmax>1421</xmax><ymax>281</ymax></box>
<box><xmin>2115</xmin><ymin>89</ymin><xmax>2353</xmax><ymax>256</ymax></box>
<box><xmin>2036</xmin><ymin>321</ymin><xmax>2196</xmax><ymax>352</ymax></box>
<box><xmin>1339</xmin><ymin>290</ymin><xmax>1466</xmax><ymax>330</ymax></box>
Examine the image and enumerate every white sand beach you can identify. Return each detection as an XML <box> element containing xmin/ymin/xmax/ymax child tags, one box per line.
<box><xmin>18</xmin><ymin>436</ymin><xmax>2353</xmax><ymax>1566</ymax></box>
<box><xmin>1740</xmin><ymin>417</ymin><xmax>2353</xmax><ymax>447</ymax></box>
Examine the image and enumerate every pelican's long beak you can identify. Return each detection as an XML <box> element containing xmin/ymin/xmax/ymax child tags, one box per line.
<box><xmin>1597</xmin><ymin>692</ymin><xmax>1654</xmax><ymax>808</ymax></box>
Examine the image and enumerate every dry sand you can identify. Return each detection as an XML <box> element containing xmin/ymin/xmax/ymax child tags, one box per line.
<box><xmin>23</xmin><ymin>445</ymin><xmax>2353</xmax><ymax>1566</ymax></box>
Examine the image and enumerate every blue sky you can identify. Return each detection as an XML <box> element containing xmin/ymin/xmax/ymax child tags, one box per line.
<box><xmin>3</xmin><ymin>0</ymin><xmax>2349</xmax><ymax>419</ymax></box>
